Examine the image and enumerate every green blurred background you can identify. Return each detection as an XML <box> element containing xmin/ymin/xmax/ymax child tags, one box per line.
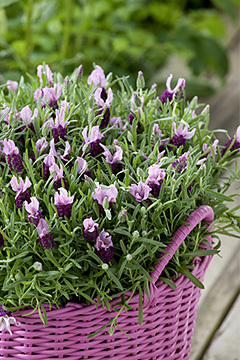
<box><xmin>0</xmin><ymin>0</ymin><xmax>239</xmax><ymax>97</ymax></box>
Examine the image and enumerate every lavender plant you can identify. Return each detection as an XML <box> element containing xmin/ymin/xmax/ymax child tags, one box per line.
<box><xmin>0</xmin><ymin>65</ymin><xmax>239</xmax><ymax>336</ymax></box>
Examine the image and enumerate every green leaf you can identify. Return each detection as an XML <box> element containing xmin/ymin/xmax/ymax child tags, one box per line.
<box><xmin>138</xmin><ymin>285</ymin><xmax>143</xmax><ymax>325</ymax></box>
<box><xmin>178</xmin><ymin>266</ymin><xmax>204</xmax><ymax>289</ymax></box>
<box><xmin>181</xmin><ymin>249</ymin><xmax>218</xmax><ymax>257</ymax></box>
<box><xmin>159</xmin><ymin>277</ymin><xmax>177</xmax><ymax>290</ymax></box>
<box><xmin>205</xmin><ymin>189</ymin><xmax>234</xmax><ymax>202</ymax></box>
<box><xmin>107</xmin><ymin>269</ymin><xmax>123</xmax><ymax>291</ymax></box>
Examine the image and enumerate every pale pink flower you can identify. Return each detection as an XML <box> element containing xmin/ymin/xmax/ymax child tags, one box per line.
<box><xmin>166</xmin><ymin>74</ymin><xmax>185</xmax><ymax>94</ymax></box>
<box><xmin>25</xmin><ymin>197</ymin><xmax>39</xmax><ymax>216</ymax></box>
<box><xmin>54</xmin><ymin>187</ymin><xmax>74</xmax><ymax>206</ymax></box>
<box><xmin>92</xmin><ymin>184</ymin><xmax>118</xmax><ymax>206</ymax></box>
<box><xmin>146</xmin><ymin>165</ymin><xmax>166</xmax><ymax>185</ymax></box>
<box><xmin>49</xmin><ymin>163</ymin><xmax>64</xmax><ymax>181</ymax></box>
<box><xmin>37</xmin><ymin>64</ymin><xmax>53</xmax><ymax>84</ymax></box>
<box><xmin>0</xmin><ymin>315</ymin><xmax>20</xmax><ymax>335</ymax></box>
<box><xmin>82</xmin><ymin>125</ymin><xmax>104</xmax><ymax>145</ymax></box>
<box><xmin>48</xmin><ymin>107</ymin><xmax>69</xmax><ymax>129</ymax></box>
<box><xmin>35</xmin><ymin>137</ymin><xmax>48</xmax><ymax>154</ymax></box>
<box><xmin>87</xmin><ymin>65</ymin><xmax>107</xmax><ymax>87</ymax></box>
<box><xmin>130</xmin><ymin>181</ymin><xmax>151</xmax><ymax>202</ymax></box>
<box><xmin>10</xmin><ymin>176</ymin><xmax>31</xmax><ymax>197</ymax></box>
<box><xmin>3</xmin><ymin>139</ymin><xmax>19</xmax><ymax>156</ymax></box>
<box><xmin>172</xmin><ymin>121</ymin><xmax>195</xmax><ymax>139</ymax></box>
<box><xmin>101</xmin><ymin>143</ymin><xmax>123</xmax><ymax>164</ymax></box>
<box><xmin>94</xmin><ymin>87</ymin><xmax>113</xmax><ymax>108</ymax></box>
<box><xmin>6</xmin><ymin>80</ymin><xmax>18</xmax><ymax>91</ymax></box>
<box><xmin>76</xmin><ymin>157</ymin><xmax>87</xmax><ymax>173</ymax></box>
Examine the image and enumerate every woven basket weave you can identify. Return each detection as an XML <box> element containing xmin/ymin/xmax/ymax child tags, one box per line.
<box><xmin>0</xmin><ymin>205</ymin><xmax>214</xmax><ymax>360</ymax></box>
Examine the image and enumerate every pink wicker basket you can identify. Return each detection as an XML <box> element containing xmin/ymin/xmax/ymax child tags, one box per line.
<box><xmin>0</xmin><ymin>205</ymin><xmax>214</xmax><ymax>360</ymax></box>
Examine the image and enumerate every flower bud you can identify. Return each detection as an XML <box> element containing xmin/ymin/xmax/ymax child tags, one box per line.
<box><xmin>132</xmin><ymin>230</ymin><xmax>139</xmax><ymax>239</ymax></box>
<box><xmin>133</xmin><ymin>92</ymin><xmax>143</xmax><ymax>108</ymax></box>
<box><xmin>126</xmin><ymin>254</ymin><xmax>132</xmax><ymax>261</ymax></box>
<box><xmin>33</xmin><ymin>262</ymin><xmax>42</xmax><ymax>271</ymax></box>
<box><xmin>201</xmin><ymin>105</ymin><xmax>210</xmax><ymax>116</ymax></box>
<box><xmin>137</xmin><ymin>71</ymin><xmax>145</xmax><ymax>89</ymax></box>
<box><xmin>62</xmin><ymin>76</ymin><xmax>70</xmax><ymax>97</ymax></box>
<box><xmin>140</xmin><ymin>206</ymin><xmax>147</xmax><ymax>216</ymax></box>
<box><xmin>127</xmin><ymin>131</ymin><xmax>133</xmax><ymax>143</ymax></box>
<box><xmin>102</xmin><ymin>263</ymin><xmax>109</xmax><ymax>270</ymax></box>
<box><xmin>118</xmin><ymin>209</ymin><xmax>127</xmax><ymax>222</ymax></box>
<box><xmin>142</xmin><ymin>231</ymin><xmax>147</xmax><ymax>237</ymax></box>
<box><xmin>189</xmin><ymin>96</ymin><xmax>198</xmax><ymax>111</ymax></box>
<box><xmin>137</xmin><ymin>167</ymin><xmax>144</xmax><ymax>179</ymax></box>
<box><xmin>106</xmin><ymin>72</ymin><xmax>113</xmax><ymax>85</ymax></box>
<box><xmin>73</xmin><ymin>65</ymin><xmax>83</xmax><ymax>84</ymax></box>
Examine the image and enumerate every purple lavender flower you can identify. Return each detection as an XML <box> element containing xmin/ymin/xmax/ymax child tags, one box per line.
<box><xmin>43</xmin><ymin>83</ymin><xmax>62</xmax><ymax>110</ymax></box>
<box><xmin>92</xmin><ymin>184</ymin><xmax>118</xmax><ymax>208</ymax></box>
<box><xmin>222</xmin><ymin>126</ymin><xmax>240</xmax><ymax>156</ymax></box>
<box><xmin>37</xmin><ymin>64</ymin><xmax>53</xmax><ymax>84</ymax></box>
<box><xmin>130</xmin><ymin>181</ymin><xmax>151</xmax><ymax>202</ymax></box>
<box><xmin>6</xmin><ymin>80</ymin><xmax>18</xmax><ymax>91</ymax></box>
<box><xmin>20</xmin><ymin>105</ymin><xmax>37</xmax><ymax>133</ymax></box>
<box><xmin>49</xmin><ymin>163</ymin><xmax>68</xmax><ymax>190</ymax></box>
<box><xmin>172</xmin><ymin>151</ymin><xmax>190</xmax><ymax>174</ymax></box>
<box><xmin>146</xmin><ymin>165</ymin><xmax>166</xmax><ymax>198</ymax></box>
<box><xmin>36</xmin><ymin>137</ymin><xmax>48</xmax><ymax>155</ymax></box>
<box><xmin>82</xmin><ymin>125</ymin><xmax>104</xmax><ymax>157</ymax></box>
<box><xmin>24</xmin><ymin>197</ymin><xmax>43</xmax><ymax>226</ymax></box>
<box><xmin>101</xmin><ymin>140</ymin><xmax>123</xmax><ymax>175</ymax></box>
<box><xmin>54</xmin><ymin>187</ymin><xmax>74</xmax><ymax>219</ymax></box>
<box><xmin>43</xmin><ymin>149</ymin><xmax>55</xmax><ymax>180</ymax></box>
<box><xmin>151</xmin><ymin>124</ymin><xmax>170</xmax><ymax>151</ymax></box>
<box><xmin>48</xmin><ymin>107</ymin><xmax>69</xmax><ymax>143</ymax></box>
<box><xmin>87</xmin><ymin>65</ymin><xmax>107</xmax><ymax>88</ymax></box>
<box><xmin>37</xmin><ymin>219</ymin><xmax>55</xmax><ymax>250</ymax></box>
<box><xmin>3</xmin><ymin>139</ymin><xmax>23</xmax><ymax>173</ymax></box>
<box><xmin>168</xmin><ymin>121</ymin><xmax>195</xmax><ymax>151</ymax></box>
<box><xmin>95</xmin><ymin>230</ymin><xmax>113</xmax><ymax>263</ymax></box>
<box><xmin>83</xmin><ymin>217</ymin><xmax>99</xmax><ymax>241</ymax></box>
<box><xmin>0</xmin><ymin>233</ymin><xmax>4</xmax><ymax>248</ymax></box>
<box><xmin>94</xmin><ymin>87</ymin><xmax>113</xmax><ymax>128</ymax></box>
<box><xmin>75</xmin><ymin>157</ymin><xmax>91</xmax><ymax>179</ymax></box>
<box><xmin>197</xmin><ymin>140</ymin><xmax>219</xmax><ymax>165</ymax></box>
<box><xmin>160</xmin><ymin>74</ymin><xmax>186</xmax><ymax>105</ymax></box>
<box><xmin>10</xmin><ymin>176</ymin><xmax>31</xmax><ymax>209</ymax></box>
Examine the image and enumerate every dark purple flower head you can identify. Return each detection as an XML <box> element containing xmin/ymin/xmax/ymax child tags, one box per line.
<box><xmin>50</xmin><ymin>163</ymin><xmax>68</xmax><ymax>190</ymax></box>
<box><xmin>168</xmin><ymin>121</ymin><xmax>195</xmax><ymax>151</ymax></box>
<box><xmin>0</xmin><ymin>304</ymin><xmax>11</xmax><ymax>317</ymax></box>
<box><xmin>25</xmin><ymin>197</ymin><xmax>42</xmax><ymax>225</ymax></box>
<box><xmin>172</xmin><ymin>151</ymin><xmax>190</xmax><ymax>174</ymax></box>
<box><xmin>130</xmin><ymin>181</ymin><xmax>151</xmax><ymax>202</ymax></box>
<box><xmin>95</xmin><ymin>230</ymin><xmax>113</xmax><ymax>263</ymax></box>
<box><xmin>160</xmin><ymin>74</ymin><xmax>186</xmax><ymax>105</ymax></box>
<box><xmin>222</xmin><ymin>126</ymin><xmax>240</xmax><ymax>156</ymax></box>
<box><xmin>10</xmin><ymin>176</ymin><xmax>32</xmax><ymax>209</ymax></box>
<box><xmin>82</xmin><ymin>126</ymin><xmax>104</xmax><ymax>157</ymax></box>
<box><xmin>54</xmin><ymin>187</ymin><xmax>74</xmax><ymax>219</ymax></box>
<box><xmin>37</xmin><ymin>219</ymin><xmax>55</xmax><ymax>250</ymax></box>
<box><xmin>83</xmin><ymin>217</ymin><xmax>99</xmax><ymax>241</ymax></box>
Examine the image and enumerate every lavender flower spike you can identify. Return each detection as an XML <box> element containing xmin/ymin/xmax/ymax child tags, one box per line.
<box><xmin>37</xmin><ymin>219</ymin><xmax>55</xmax><ymax>250</ymax></box>
<box><xmin>160</xmin><ymin>74</ymin><xmax>185</xmax><ymax>104</ymax></box>
<box><xmin>130</xmin><ymin>181</ymin><xmax>151</xmax><ymax>202</ymax></box>
<box><xmin>3</xmin><ymin>139</ymin><xmax>23</xmax><ymax>173</ymax></box>
<box><xmin>95</xmin><ymin>230</ymin><xmax>113</xmax><ymax>263</ymax></box>
<box><xmin>169</xmin><ymin>121</ymin><xmax>195</xmax><ymax>150</ymax></box>
<box><xmin>172</xmin><ymin>151</ymin><xmax>190</xmax><ymax>174</ymax></box>
<box><xmin>83</xmin><ymin>217</ymin><xmax>99</xmax><ymax>241</ymax></box>
<box><xmin>87</xmin><ymin>65</ymin><xmax>107</xmax><ymax>88</ymax></box>
<box><xmin>10</xmin><ymin>176</ymin><xmax>31</xmax><ymax>209</ymax></box>
<box><xmin>92</xmin><ymin>184</ymin><xmax>118</xmax><ymax>206</ymax></box>
<box><xmin>82</xmin><ymin>125</ymin><xmax>104</xmax><ymax>157</ymax></box>
<box><xmin>25</xmin><ymin>197</ymin><xmax>42</xmax><ymax>226</ymax></box>
<box><xmin>49</xmin><ymin>163</ymin><xmax>68</xmax><ymax>190</ymax></box>
<box><xmin>49</xmin><ymin>107</ymin><xmax>69</xmax><ymax>143</ymax></box>
<box><xmin>54</xmin><ymin>187</ymin><xmax>74</xmax><ymax>219</ymax></box>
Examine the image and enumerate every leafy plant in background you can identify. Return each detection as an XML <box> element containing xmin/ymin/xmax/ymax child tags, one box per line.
<box><xmin>0</xmin><ymin>0</ymin><xmax>239</xmax><ymax>97</ymax></box>
<box><xmin>0</xmin><ymin>64</ymin><xmax>240</xmax><ymax>336</ymax></box>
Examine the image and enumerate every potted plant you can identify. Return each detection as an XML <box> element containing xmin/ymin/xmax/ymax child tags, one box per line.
<box><xmin>0</xmin><ymin>65</ymin><xmax>239</xmax><ymax>359</ymax></box>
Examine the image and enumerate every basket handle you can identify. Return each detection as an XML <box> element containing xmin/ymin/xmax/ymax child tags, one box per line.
<box><xmin>150</xmin><ymin>205</ymin><xmax>214</xmax><ymax>285</ymax></box>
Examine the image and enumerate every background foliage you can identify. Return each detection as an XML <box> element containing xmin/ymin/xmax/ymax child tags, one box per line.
<box><xmin>0</xmin><ymin>0</ymin><xmax>239</xmax><ymax>96</ymax></box>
